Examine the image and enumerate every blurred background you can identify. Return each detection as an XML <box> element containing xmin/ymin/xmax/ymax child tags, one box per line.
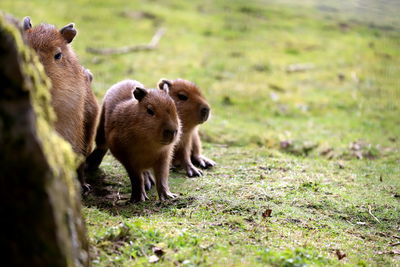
<box><xmin>1</xmin><ymin>0</ymin><xmax>398</xmax><ymax>156</ymax></box>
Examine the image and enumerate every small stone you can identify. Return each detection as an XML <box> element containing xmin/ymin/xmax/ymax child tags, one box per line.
<box><xmin>152</xmin><ymin>246</ymin><xmax>165</xmax><ymax>256</ymax></box>
<box><xmin>338</xmin><ymin>161</ymin><xmax>345</xmax><ymax>169</ymax></box>
<box><xmin>148</xmin><ymin>255</ymin><xmax>159</xmax><ymax>263</ymax></box>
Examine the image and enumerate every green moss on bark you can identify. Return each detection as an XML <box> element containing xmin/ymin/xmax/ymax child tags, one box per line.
<box><xmin>0</xmin><ymin>13</ymin><xmax>89</xmax><ymax>267</ymax></box>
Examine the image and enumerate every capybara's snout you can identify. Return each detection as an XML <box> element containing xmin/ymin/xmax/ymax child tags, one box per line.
<box><xmin>200</xmin><ymin>105</ymin><xmax>210</xmax><ymax>123</ymax></box>
<box><xmin>162</xmin><ymin>128</ymin><xmax>178</xmax><ymax>144</ymax></box>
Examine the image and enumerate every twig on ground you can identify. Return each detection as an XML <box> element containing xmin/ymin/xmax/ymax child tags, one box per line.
<box><xmin>112</xmin><ymin>189</ymin><xmax>121</xmax><ymax>206</ymax></box>
<box><xmin>140</xmin><ymin>247</ymin><xmax>148</xmax><ymax>257</ymax></box>
<box><xmin>87</xmin><ymin>28</ymin><xmax>165</xmax><ymax>55</ymax></box>
<box><xmin>368</xmin><ymin>205</ymin><xmax>381</xmax><ymax>224</ymax></box>
<box><xmin>286</xmin><ymin>63</ymin><xmax>315</xmax><ymax>73</ymax></box>
<box><xmin>390</xmin><ymin>242</ymin><xmax>400</xmax><ymax>247</ymax></box>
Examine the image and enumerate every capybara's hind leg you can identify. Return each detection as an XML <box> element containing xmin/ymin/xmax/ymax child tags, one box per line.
<box><xmin>77</xmin><ymin>162</ymin><xmax>91</xmax><ymax>193</ymax></box>
<box><xmin>144</xmin><ymin>171</ymin><xmax>155</xmax><ymax>191</ymax></box>
<box><xmin>86</xmin><ymin>147</ymin><xmax>108</xmax><ymax>171</ymax></box>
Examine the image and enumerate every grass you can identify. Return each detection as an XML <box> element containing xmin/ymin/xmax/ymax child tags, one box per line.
<box><xmin>1</xmin><ymin>0</ymin><xmax>399</xmax><ymax>265</ymax></box>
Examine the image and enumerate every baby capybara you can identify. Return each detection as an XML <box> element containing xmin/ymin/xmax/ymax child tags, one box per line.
<box><xmin>157</xmin><ymin>79</ymin><xmax>215</xmax><ymax>177</ymax></box>
<box><xmin>86</xmin><ymin>80</ymin><xmax>180</xmax><ymax>202</ymax></box>
<box><xmin>22</xmin><ymin>17</ymin><xmax>99</xmax><ymax>188</ymax></box>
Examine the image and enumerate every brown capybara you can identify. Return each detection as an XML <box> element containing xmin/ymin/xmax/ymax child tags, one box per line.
<box><xmin>22</xmin><ymin>17</ymin><xmax>99</xmax><ymax>188</ymax></box>
<box><xmin>157</xmin><ymin>79</ymin><xmax>215</xmax><ymax>177</ymax></box>
<box><xmin>86</xmin><ymin>80</ymin><xmax>181</xmax><ymax>202</ymax></box>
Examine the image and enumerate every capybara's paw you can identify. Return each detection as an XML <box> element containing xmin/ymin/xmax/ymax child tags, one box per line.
<box><xmin>129</xmin><ymin>191</ymin><xmax>148</xmax><ymax>203</ymax></box>
<box><xmin>159</xmin><ymin>190</ymin><xmax>178</xmax><ymax>201</ymax></box>
<box><xmin>82</xmin><ymin>183</ymin><xmax>91</xmax><ymax>195</ymax></box>
<box><xmin>144</xmin><ymin>171</ymin><xmax>155</xmax><ymax>191</ymax></box>
<box><xmin>186</xmin><ymin>164</ymin><xmax>203</xmax><ymax>177</ymax></box>
<box><xmin>191</xmin><ymin>155</ymin><xmax>216</xmax><ymax>169</ymax></box>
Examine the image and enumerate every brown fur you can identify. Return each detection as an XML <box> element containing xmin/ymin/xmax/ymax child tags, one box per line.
<box><xmin>158</xmin><ymin>79</ymin><xmax>215</xmax><ymax>177</ymax></box>
<box><xmin>23</xmin><ymin>17</ymin><xmax>99</xmax><ymax>186</ymax></box>
<box><xmin>87</xmin><ymin>80</ymin><xmax>180</xmax><ymax>202</ymax></box>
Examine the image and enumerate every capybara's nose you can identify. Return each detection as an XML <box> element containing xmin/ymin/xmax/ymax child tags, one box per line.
<box><xmin>200</xmin><ymin>107</ymin><xmax>210</xmax><ymax>122</ymax></box>
<box><xmin>163</xmin><ymin>129</ymin><xmax>178</xmax><ymax>143</ymax></box>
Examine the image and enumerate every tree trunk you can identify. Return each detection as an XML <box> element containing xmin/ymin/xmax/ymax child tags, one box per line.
<box><xmin>0</xmin><ymin>13</ymin><xmax>90</xmax><ymax>267</ymax></box>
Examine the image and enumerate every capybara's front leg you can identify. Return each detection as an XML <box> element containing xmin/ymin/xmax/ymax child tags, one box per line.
<box><xmin>175</xmin><ymin>133</ymin><xmax>202</xmax><ymax>177</ymax></box>
<box><xmin>191</xmin><ymin>128</ymin><xmax>216</xmax><ymax>169</ymax></box>
<box><xmin>85</xmin><ymin>104</ymin><xmax>106</xmax><ymax>171</ymax></box>
<box><xmin>126</xmin><ymin>166</ymin><xmax>147</xmax><ymax>203</ymax></box>
<box><xmin>154</xmin><ymin>154</ymin><xmax>177</xmax><ymax>201</ymax></box>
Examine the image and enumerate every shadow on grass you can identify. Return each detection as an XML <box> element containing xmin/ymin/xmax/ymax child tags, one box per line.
<box><xmin>83</xmin><ymin>168</ymin><xmax>197</xmax><ymax>217</ymax></box>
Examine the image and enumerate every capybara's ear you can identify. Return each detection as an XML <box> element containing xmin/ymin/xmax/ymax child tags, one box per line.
<box><xmin>23</xmin><ymin>16</ymin><xmax>32</xmax><ymax>31</ymax></box>
<box><xmin>60</xmin><ymin>23</ymin><xmax>77</xmax><ymax>43</ymax></box>
<box><xmin>157</xmin><ymin>78</ymin><xmax>172</xmax><ymax>94</ymax></box>
<box><xmin>84</xmin><ymin>68</ymin><xmax>93</xmax><ymax>82</ymax></box>
<box><xmin>133</xmin><ymin>87</ymin><xmax>148</xmax><ymax>102</ymax></box>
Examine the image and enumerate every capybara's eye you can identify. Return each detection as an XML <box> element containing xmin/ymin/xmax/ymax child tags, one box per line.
<box><xmin>177</xmin><ymin>94</ymin><xmax>188</xmax><ymax>101</ymax></box>
<box><xmin>147</xmin><ymin>108</ymin><xmax>155</xmax><ymax>116</ymax></box>
<box><xmin>54</xmin><ymin>52</ymin><xmax>63</xmax><ymax>60</ymax></box>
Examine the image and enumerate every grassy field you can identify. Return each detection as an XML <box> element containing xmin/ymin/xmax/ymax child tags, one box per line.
<box><xmin>2</xmin><ymin>0</ymin><xmax>400</xmax><ymax>265</ymax></box>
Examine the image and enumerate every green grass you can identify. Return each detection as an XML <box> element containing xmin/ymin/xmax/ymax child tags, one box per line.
<box><xmin>2</xmin><ymin>0</ymin><xmax>400</xmax><ymax>265</ymax></box>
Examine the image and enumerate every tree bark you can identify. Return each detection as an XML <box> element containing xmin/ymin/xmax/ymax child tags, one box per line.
<box><xmin>0</xmin><ymin>13</ymin><xmax>90</xmax><ymax>267</ymax></box>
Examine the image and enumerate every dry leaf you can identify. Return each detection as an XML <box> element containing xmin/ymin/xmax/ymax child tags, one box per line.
<box><xmin>262</xmin><ymin>209</ymin><xmax>272</xmax><ymax>218</ymax></box>
<box><xmin>336</xmin><ymin>249</ymin><xmax>346</xmax><ymax>260</ymax></box>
